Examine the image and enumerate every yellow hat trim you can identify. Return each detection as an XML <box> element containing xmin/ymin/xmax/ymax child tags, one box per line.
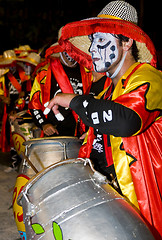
<box><xmin>97</xmin><ymin>14</ymin><xmax>122</xmax><ymax>20</ymax></box>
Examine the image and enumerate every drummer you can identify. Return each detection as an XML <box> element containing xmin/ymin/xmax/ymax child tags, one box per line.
<box><xmin>0</xmin><ymin>49</ymin><xmax>41</xmax><ymax>172</ymax></box>
<box><xmin>44</xmin><ymin>1</ymin><xmax>162</xmax><ymax>239</ymax></box>
<box><xmin>29</xmin><ymin>45</ymin><xmax>91</xmax><ymax>137</ymax></box>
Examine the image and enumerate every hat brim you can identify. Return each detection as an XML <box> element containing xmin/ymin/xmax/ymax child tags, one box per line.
<box><xmin>45</xmin><ymin>42</ymin><xmax>64</xmax><ymax>59</ymax></box>
<box><xmin>58</xmin><ymin>18</ymin><xmax>157</xmax><ymax>69</ymax></box>
<box><xmin>0</xmin><ymin>58</ymin><xmax>17</xmax><ymax>67</ymax></box>
<box><xmin>17</xmin><ymin>57</ymin><xmax>39</xmax><ymax>66</ymax></box>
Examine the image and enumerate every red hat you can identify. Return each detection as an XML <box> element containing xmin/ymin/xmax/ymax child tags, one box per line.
<box><xmin>58</xmin><ymin>1</ymin><xmax>157</xmax><ymax>69</ymax></box>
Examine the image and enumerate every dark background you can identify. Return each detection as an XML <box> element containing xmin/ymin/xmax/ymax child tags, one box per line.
<box><xmin>0</xmin><ymin>0</ymin><xmax>161</xmax><ymax>68</ymax></box>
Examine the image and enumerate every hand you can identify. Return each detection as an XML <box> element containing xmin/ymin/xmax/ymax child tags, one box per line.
<box><xmin>79</xmin><ymin>132</ymin><xmax>87</xmax><ymax>140</ymax></box>
<box><xmin>3</xmin><ymin>96</ymin><xmax>10</xmax><ymax>105</ymax></box>
<box><xmin>42</xmin><ymin>123</ymin><xmax>59</xmax><ymax>136</ymax></box>
<box><xmin>8</xmin><ymin>111</ymin><xmax>18</xmax><ymax>122</ymax></box>
<box><xmin>44</xmin><ymin>93</ymin><xmax>77</xmax><ymax>116</ymax></box>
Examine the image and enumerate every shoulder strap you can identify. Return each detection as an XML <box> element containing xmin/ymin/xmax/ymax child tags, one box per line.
<box><xmin>7</xmin><ymin>72</ymin><xmax>22</xmax><ymax>93</ymax></box>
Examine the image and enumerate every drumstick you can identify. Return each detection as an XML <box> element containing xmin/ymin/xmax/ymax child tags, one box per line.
<box><xmin>16</xmin><ymin>117</ymin><xmax>32</xmax><ymax>120</ymax></box>
<box><xmin>21</xmin><ymin>152</ymin><xmax>39</xmax><ymax>174</ymax></box>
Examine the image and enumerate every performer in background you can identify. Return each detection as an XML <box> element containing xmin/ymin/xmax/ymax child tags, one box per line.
<box><xmin>0</xmin><ymin>49</ymin><xmax>40</xmax><ymax>172</ymax></box>
<box><xmin>44</xmin><ymin>1</ymin><xmax>162</xmax><ymax>239</ymax></box>
<box><xmin>29</xmin><ymin>47</ymin><xmax>91</xmax><ymax>137</ymax></box>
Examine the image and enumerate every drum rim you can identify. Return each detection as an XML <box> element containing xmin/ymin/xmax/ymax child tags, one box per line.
<box><xmin>23</xmin><ymin>136</ymin><xmax>82</xmax><ymax>146</ymax></box>
<box><xmin>17</xmin><ymin>158</ymin><xmax>82</xmax><ymax>205</ymax></box>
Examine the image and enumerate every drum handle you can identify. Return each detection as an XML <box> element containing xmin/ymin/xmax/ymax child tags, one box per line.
<box><xmin>22</xmin><ymin>152</ymin><xmax>39</xmax><ymax>174</ymax></box>
<box><xmin>78</xmin><ymin>158</ymin><xmax>107</xmax><ymax>183</ymax></box>
<box><xmin>63</xmin><ymin>143</ymin><xmax>67</xmax><ymax>160</ymax></box>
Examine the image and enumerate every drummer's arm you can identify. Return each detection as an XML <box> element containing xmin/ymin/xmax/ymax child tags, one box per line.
<box><xmin>30</xmin><ymin>108</ymin><xmax>49</xmax><ymax>129</ymax></box>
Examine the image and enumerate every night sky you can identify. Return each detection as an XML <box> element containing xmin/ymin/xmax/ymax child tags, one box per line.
<box><xmin>0</xmin><ymin>0</ymin><xmax>161</xmax><ymax>67</ymax></box>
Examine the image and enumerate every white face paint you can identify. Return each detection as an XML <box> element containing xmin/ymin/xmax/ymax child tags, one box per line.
<box><xmin>89</xmin><ymin>33</ymin><xmax>118</xmax><ymax>73</ymax></box>
<box><xmin>23</xmin><ymin>64</ymin><xmax>32</xmax><ymax>75</ymax></box>
<box><xmin>60</xmin><ymin>52</ymin><xmax>77</xmax><ymax>67</ymax></box>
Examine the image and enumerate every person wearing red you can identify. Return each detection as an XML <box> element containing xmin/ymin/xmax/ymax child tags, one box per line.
<box><xmin>0</xmin><ymin>49</ymin><xmax>40</xmax><ymax>171</ymax></box>
<box><xmin>44</xmin><ymin>1</ymin><xmax>162</xmax><ymax>239</ymax></box>
<box><xmin>29</xmin><ymin>46</ymin><xmax>92</xmax><ymax>137</ymax></box>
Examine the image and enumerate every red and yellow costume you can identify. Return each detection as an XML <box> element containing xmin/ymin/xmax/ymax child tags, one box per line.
<box><xmin>108</xmin><ymin>62</ymin><xmax>162</xmax><ymax>237</ymax></box>
<box><xmin>56</xmin><ymin>17</ymin><xmax>162</xmax><ymax>239</ymax></box>
<box><xmin>0</xmin><ymin>66</ymin><xmax>31</xmax><ymax>152</ymax></box>
<box><xmin>29</xmin><ymin>57</ymin><xmax>92</xmax><ymax>136</ymax></box>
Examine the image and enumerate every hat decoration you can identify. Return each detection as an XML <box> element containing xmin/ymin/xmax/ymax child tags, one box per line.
<box><xmin>0</xmin><ymin>48</ymin><xmax>40</xmax><ymax>68</ymax></box>
<box><xmin>58</xmin><ymin>1</ymin><xmax>157</xmax><ymax>69</ymax></box>
<box><xmin>45</xmin><ymin>42</ymin><xmax>64</xmax><ymax>59</ymax></box>
<box><xmin>0</xmin><ymin>50</ymin><xmax>17</xmax><ymax>67</ymax></box>
<box><xmin>14</xmin><ymin>45</ymin><xmax>37</xmax><ymax>55</ymax></box>
<box><xmin>17</xmin><ymin>52</ymin><xmax>41</xmax><ymax>66</ymax></box>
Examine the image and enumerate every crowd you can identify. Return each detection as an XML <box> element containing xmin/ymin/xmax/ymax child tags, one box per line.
<box><xmin>0</xmin><ymin>1</ymin><xmax>162</xmax><ymax>239</ymax></box>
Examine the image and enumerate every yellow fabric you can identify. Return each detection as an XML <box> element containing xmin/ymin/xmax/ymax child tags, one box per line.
<box><xmin>110</xmin><ymin>135</ymin><xmax>139</xmax><ymax>207</ymax></box>
<box><xmin>110</xmin><ymin>63</ymin><xmax>162</xmax><ymax>208</ymax></box>
<box><xmin>29</xmin><ymin>64</ymin><xmax>49</xmax><ymax>105</ymax></box>
<box><xmin>84</xmin><ymin>63</ymin><xmax>162</xmax><ymax>209</ymax></box>
<box><xmin>29</xmin><ymin>77</ymin><xmax>42</xmax><ymax>104</ymax></box>
<box><xmin>123</xmin><ymin>64</ymin><xmax>162</xmax><ymax>111</ymax></box>
<box><xmin>0</xmin><ymin>75</ymin><xmax>5</xmax><ymax>95</ymax></box>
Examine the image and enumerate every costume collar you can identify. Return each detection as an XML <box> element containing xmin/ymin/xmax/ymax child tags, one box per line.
<box><xmin>112</xmin><ymin>62</ymin><xmax>141</xmax><ymax>100</ymax></box>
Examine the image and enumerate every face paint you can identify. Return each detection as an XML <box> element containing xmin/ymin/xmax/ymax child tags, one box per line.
<box><xmin>23</xmin><ymin>64</ymin><xmax>32</xmax><ymax>75</ymax></box>
<box><xmin>63</xmin><ymin>52</ymin><xmax>75</xmax><ymax>63</ymax></box>
<box><xmin>89</xmin><ymin>33</ymin><xmax>118</xmax><ymax>73</ymax></box>
<box><xmin>60</xmin><ymin>52</ymin><xmax>77</xmax><ymax>67</ymax></box>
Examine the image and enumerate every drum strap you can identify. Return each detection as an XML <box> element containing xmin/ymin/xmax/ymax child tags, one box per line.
<box><xmin>7</xmin><ymin>72</ymin><xmax>22</xmax><ymax>93</ymax></box>
<box><xmin>51</xmin><ymin>58</ymin><xmax>81</xmax><ymax>135</ymax></box>
<box><xmin>7</xmin><ymin>66</ymin><xmax>29</xmax><ymax>93</ymax></box>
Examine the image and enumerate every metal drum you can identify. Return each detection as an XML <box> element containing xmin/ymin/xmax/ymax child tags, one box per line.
<box><xmin>10</xmin><ymin>110</ymin><xmax>35</xmax><ymax>156</ymax></box>
<box><xmin>20</xmin><ymin>137</ymin><xmax>82</xmax><ymax>178</ymax></box>
<box><xmin>18</xmin><ymin>159</ymin><xmax>154</xmax><ymax>240</ymax></box>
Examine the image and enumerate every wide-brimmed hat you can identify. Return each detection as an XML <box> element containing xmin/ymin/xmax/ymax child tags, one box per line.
<box><xmin>58</xmin><ymin>1</ymin><xmax>157</xmax><ymax>69</ymax></box>
<box><xmin>0</xmin><ymin>50</ymin><xmax>17</xmax><ymax>67</ymax></box>
<box><xmin>17</xmin><ymin>52</ymin><xmax>41</xmax><ymax>66</ymax></box>
<box><xmin>45</xmin><ymin>42</ymin><xmax>64</xmax><ymax>59</ymax></box>
<box><xmin>14</xmin><ymin>45</ymin><xmax>37</xmax><ymax>55</ymax></box>
<box><xmin>0</xmin><ymin>68</ymin><xmax>9</xmax><ymax>77</ymax></box>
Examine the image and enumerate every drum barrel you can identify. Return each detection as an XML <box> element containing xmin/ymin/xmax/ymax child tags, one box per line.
<box><xmin>18</xmin><ymin>159</ymin><xmax>154</xmax><ymax>240</ymax></box>
<box><xmin>20</xmin><ymin>137</ymin><xmax>82</xmax><ymax>178</ymax></box>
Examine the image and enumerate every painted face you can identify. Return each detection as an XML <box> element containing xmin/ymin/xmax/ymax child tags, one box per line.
<box><xmin>89</xmin><ymin>33</ymin><xmax>119</xmax><ymax>73</ymax></box>
<box><xmin>23</xmin><ymin>63</ymin><xmax>32</xmax><ymax>75</ymax></box>
<box><xmin>60</xmin><ymin>52</ymin><xmax>77</xmax><ymax>67</ymax></box>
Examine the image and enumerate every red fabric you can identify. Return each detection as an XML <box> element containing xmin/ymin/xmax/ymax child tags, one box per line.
<box><xmin>78</xmin><ymin>127</ymin><xmax>95</xmax><ymax>158</ymax></box>
<box><xmin>50</xmin><ymin>58</ymin><xmax>79</xmax><ymax>126</ymax></box>
<box><xmin>17</xmin><ymin>65</ymin><xmax>29</xmax><ymax>82</ymax></box>
<box><xmin>28</xmin><ymin>64</ymin><xmax>51</xmax><ymax>110</ymax></box>
<box><xmin>7</xmin><ymin>72</ymin><xmax>22</xmax><ymax>93</ymax></box>
<box><xmin>123</xmin><ymin>117</ymin><xmax>162</xmax><ymax>239</ymax></box>
<box><xmin>42</xmin><ymin>64</ymin><xmax>51</xmax><ymax>105</ymax></box>
<box><xmin>59</xmin><ymin>38</ymin><xmax>93</xmax><ymax>70</ymax></box>
<box><xmin>0</xmin><ymin>104</ymin><xmax>10</xmax><ymax>152</ymax></box>
<box><xmin>59</xmin><ymin>18</ymin><xmax>157</xmax><ymax>68</ymax></box>
<box><xmin>32</xmin><ymin>60</ymin><xmax>48</xmax><ymax>78</ymax></box>
<box><xmin>51</xmin><ymin>58</ymin><xmax>74</xmax><ymax>94</ymax></box>
<box><xmin>6</xmin><ymin>66</ymin><xmax>30</xmax><ymax>93</ymax></box>
<box><xmin>45</xmin><ymin>45</ymin><xmax>63</xmax><ymax>59</ymax></box>
<box><xmin>0</xmin><ymin>84</ymin><xmax>11</xmax><ymax>152</ymax></box>
<box><xmin>26</xmin><ymin>79</ymin><xmax>32</xmax><ymax>92</ymax></box>
<box><xmin>79</xmin><ymin>65</ymin><xmax>92</xmax><ymax>94</ymax></box>
<box><xmin>51</xmin><ymin>58</ymin><xmax>91</xmax><ymax>135</ymax></box>
<box><xmin>114</xmin><ymin>84</ymin><xmax>160</xmax><ymax>133</ymax></box>
<box><xmin>103</xmin><ymin>134</ymin><xmax>113</xmax><ymax>167</ymax></box>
